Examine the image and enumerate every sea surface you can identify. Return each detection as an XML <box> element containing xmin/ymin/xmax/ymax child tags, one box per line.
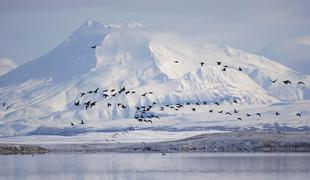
<box><xmin>0</xmin><ymin>153</ymin><xmax>309</xmax><ymax>180</ymax></box>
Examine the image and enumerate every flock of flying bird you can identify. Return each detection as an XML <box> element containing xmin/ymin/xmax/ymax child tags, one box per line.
<box><xmin>71</xmin><ymin>47</ymin><xmax>306</xmax><ymax>130</ymax></box>
<box><xmin>0</xmin><ymin>45</ymin><xmax>307</xmax><ymax>145</ymax></box>
<box><xmin>0</xmin><ymin>102</ymin><xmax>12</xmax><ymax>111</ymax></box>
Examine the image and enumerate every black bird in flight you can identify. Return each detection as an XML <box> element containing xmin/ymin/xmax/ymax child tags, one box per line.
<box><xmin>87</xmin><ymin>90</ymin><xmax>93</xmax><ymax>94</ymax></box>
<box><xmin>282</xmin><ymin>80</ymin><xmax>291</xmax><ymax>85</ymax></box>
<box><xmin>94</xmin><ymin>88</ymin><xmax>99</xmax><ymax>93</ymax></box>
<box><xmin>297</xmin><ymin>81</ymin><xmax>305</xmax><ymax>85</ymax></box>
<box><xmin>142</xmin><ymin>93</ymin><xmax>147</xmax><ymax>96</ymax></box>
<box><xmin>237</xmin><ymin>117</ymin><xmax>242</xmax><ymax>121</ymax></box>
<box><xmin>256</xmin><ymin>113</ymin><xmax>261</xmax><ymax>117</ymax></box>
<box><xmin>246</xmin><ymin>113</ymin><xmax>251</xmax><ymax>116</ymax></box>
<box><xmin>80</xmin><ymin>120</ymin><xmax>84</xmax><ymax>125</ymax></box>
<box><xmin>74</xmin><ymin>100</ymin><xmax>80</xmax><ymax>106</ymax></box>
<box><xmin>176</xmin><ymin>104</ymin><xmax>183</xmax><ymax>108</ymax></box>
<box><xmin>296</xmin><ymin>113</ymin><xmax>302</xmax><ymax>117</ymax></box>
<box><xmin>271</xmin><ymin>79</ymin><xmax>278</xmax><ymax>83</ymax></box>
<box><xmin>118</xmin><ymin>86</ymin><xmax>126</xmax><ymax>94</ymax></box>
<box><xmin>90</xmin><ymin>101</ymin><xmax>96</xmax><ymax>108</ymax></box>
<box><xmin>275</xmin><ymin>111</ymin><xmax>280</xmax><ymax>116</ymax></box>
<box><xmin>238</xmin><ymin>67</ymin><xmax>242</xmax><ymax>71</ymax></box>
<box><xmin>214</xmin><ymin>102</ymin><xmax>220</xmax><ymax>106</ymax></box>
<box><xmin>80</xmin><ymin>93</ymin><xmax>86</xmax><ymax>97</ymax></box>
<box><xmin>71</xmin><ymin>122</ymin><xmax>74</xmax><ymax>126</ymax></box>
<box><xmin>216</xmin><ymin>61</ymin><xmax>221</xmax><ymax>65</ymax></box>
<box><xmin>223</xmin><ymin>65</ymin><xmax>228</xmax><ymax>68</ymax></box>
<box><xmin>191</xmin><ymin>108</ymin><xmax>196</xmax><ymax>112</ymax></box>
<box><xmin>209</xmin><ymin>109</ymin><xmax>213</xmax><ymax>113</ymax></box>
<box><xmin>125</xmin><ymin>91</ymin><xmax>130</xmax><ymax>95</ymax></box>
<box><xmin>234</xmin><ymin>109</ymin><xmax>238</xmax><ymax>113</ymax></box>
<box><xmin>200</xmin><ymin>62</ymin><xmax>205</xmax><ymax>66</ymax></box>
<box><xmin>117</xmin><ymin>103</ymin><xmax>122</xmax><ymax>107</ymax></box>
<box><xmin>84</xmin><ymin>101</ymin><xmax>91</xmax><ymax>106</ymax></box>
<box><xmin>225</xmin><ymin>112</ymin><xmax>232</xmax><ymax>115</ymax></box>
<box><xmin>222</xmin><ymin>68</ymin><xmax>226</xmax><ymax>71</ymax></box>
<box><xmin>91</xmin><ymin>45</ymin><xmax>97</xmax><ymax>49</ymax></box>
<box><xmin>218</xmin><ymin>110</ymin><xmax>223</xmax><ymax>114</ymax></box>
<box><xmin>233</xmin><ymin>99</ymin><xmax>238</xmax><ymax>104</ymax></box>
<box><xmin>102</xmin><ymin>94</ymin><xmax>109</xmax><ymax>98</ymax></box>
<box><xmin>174</xmin><ymin>60</ymin><xmax>179</xmax><ymax>63</ymax></box>
<box><xmin>131</xmin><ymin>91</ymin><xmax>136</xmax><ymax>94</ymax></box>
<box><xmin>107</xmin><ymin>103</ymin><xmax>112</xmax><ymax>108</ymax></box>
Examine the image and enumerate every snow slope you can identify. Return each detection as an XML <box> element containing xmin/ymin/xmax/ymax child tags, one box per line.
<box><xmin>0</xmin><ymin>20</ymin><xmax>309</xmax><ymax>139</ymax></box>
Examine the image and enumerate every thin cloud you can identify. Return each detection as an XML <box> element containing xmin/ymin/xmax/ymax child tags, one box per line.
<box><xmin>295</xmin><ymin>35</ymin><xmax>310</xmax><ymax>46</ymax></box>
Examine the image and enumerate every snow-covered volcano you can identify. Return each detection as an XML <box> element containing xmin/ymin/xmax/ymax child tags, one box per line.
<box><xmin>0</xmin><ymin>20</ymin><xmax>309</xmax><ymax>137</ymax></box>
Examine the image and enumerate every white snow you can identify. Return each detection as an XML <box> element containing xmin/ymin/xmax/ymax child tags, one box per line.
<box><xmin>0</xmin><ymin>130</ymin><xmax>225</xmax><ymax>144</ymax></box>
<box><xmin>0</xmin><ymin>20</ymin><xmax>309</xmax><ymax>143</ymax></box>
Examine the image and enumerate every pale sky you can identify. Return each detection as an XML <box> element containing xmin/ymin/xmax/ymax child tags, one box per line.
<box><xmin>0</xmin><ymin>0</ymin><xmax>309</xmax><ymax>74</ymax></box>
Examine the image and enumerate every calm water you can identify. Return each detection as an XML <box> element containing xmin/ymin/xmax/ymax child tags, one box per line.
<box><xmin>0</xmin><ymin>153</ymin><xmax>310</xmax><ymax>180</ymax></box>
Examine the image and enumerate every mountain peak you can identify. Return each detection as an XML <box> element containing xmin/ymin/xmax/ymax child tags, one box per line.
<box><xmin>76</xmin><ymin>20</ymin><xmax>106</xmax><ymax>34</ymax></box>
<box><xmin>86</xmin><ymin>19</ymin><xmax>98</xmax><ymax>27</ymax></box>
<box><xmin>0</xmin><ymin>21</ymin><xmax>309</xmax><ymax>137</ymax></box>
<box><xmin>104</xmin><ymin>21</ymin><xmax>143</xmax><ymax>29</ymax></box>
<box><xmin>80</xmin><ymin>20</ymin><xmax>143</xmax><ymax>30</ymax></box>
<box><xmin>74</xmin><ymin>20</ymin><xmax>143</xmax><ymax>37</ymax></box>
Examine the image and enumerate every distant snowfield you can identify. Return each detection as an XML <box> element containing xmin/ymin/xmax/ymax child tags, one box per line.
<box><xmin>0</xmin><ymin>101</ymin><xmax>309</xmax><ymax>143</ymax></box>
<box><xmin>0</xmin><ymin>20</ymin><xmax>309</xmax><ymax>143</ymax></box>
<box><xmin>0</xmin><ymin>130</ymin><xmax>225</xmax><ymax>144</ymax></box>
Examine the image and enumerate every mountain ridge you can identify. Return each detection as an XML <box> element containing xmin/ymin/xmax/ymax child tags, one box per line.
<box><xmin>0</xmin><ymin>20</ymin><xmax>309</xmax><ymax>137</ymax></box>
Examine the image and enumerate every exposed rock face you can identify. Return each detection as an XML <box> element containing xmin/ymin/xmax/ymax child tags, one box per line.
<box><xmin>0</xmin><ymin>144</ymin><xmax>48</xmax><ymax>155</ymax></box>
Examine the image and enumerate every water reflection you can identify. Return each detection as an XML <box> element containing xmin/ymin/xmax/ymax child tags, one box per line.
<box><xmin>0</xmin><ymin>153</ymin><xmax>310</xmax><ymax>180</ymax></box>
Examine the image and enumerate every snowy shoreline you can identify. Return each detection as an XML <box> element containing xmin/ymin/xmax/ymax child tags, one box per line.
<box><xmin>1</xmin><ymin>131</ymin><xmax>310</xmax><ymax>155</ymax></box>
